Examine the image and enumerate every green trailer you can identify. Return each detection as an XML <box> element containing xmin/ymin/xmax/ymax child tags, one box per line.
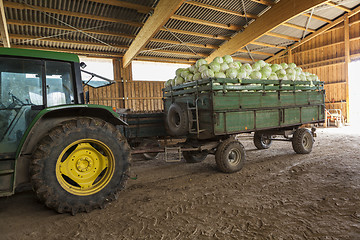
<box><xmin>125</xmin><ymin>77</ymin><xmax>325</xmax><ymax>173</ymax></box>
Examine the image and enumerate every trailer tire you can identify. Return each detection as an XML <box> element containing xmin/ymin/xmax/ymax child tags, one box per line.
<box><xmin>292</xmin><ymin>128</ymin><xmax>313</xmax><ymax>154</ymax></box>
<box><xmin>215</xmin><ymin>139</ymin><xmax>245</xmax><ymax>173</ymax></box>
<box><xmin>183</xmin><ymin>151</ymin><xmax>208</xmax><ymax>163</ymax></box>
<box><xmin>253</xmin><ymin>132</ymin><xmax>272</xmax><ymax>149</ymax></box>
<box><xmin>30</xmin><ymin>117</ymin><xmax>131</xmax><ymax>215</ymax></box>
<box><xmin>166</xmin><ymin>103</ymin><xmax>190</xmax><ymax>136</ymax></box>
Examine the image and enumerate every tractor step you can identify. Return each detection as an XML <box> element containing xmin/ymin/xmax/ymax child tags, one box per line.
<box><xmin>0</xmin><ymin>158</ymin><xmax>16</xmax><ymax>197</ymax></box>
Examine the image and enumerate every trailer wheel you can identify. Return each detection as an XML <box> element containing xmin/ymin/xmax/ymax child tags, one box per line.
<box><xmin>215</xmin><ymin>139</ymin><xmax>246</xmax><ymax>173</ymax></box>
<box><xmin>292</xmin><ymin>128</ymin><xmax>314</xmax><ymax>154</ymax></box>
<box><xmin>30</xmin><ymin>117</ymin><xmax>131</xmax><ymax>214</ymax></box>
<box><xmin>183</xmin><ymin>151</ymin><xmax>208</xmax><ymax>163</ymax></box>
<box><xmin>253</xmin><ymin>132</ymin><xmax>272</xmax><ymax>149</ymax></box>
<box><xmin>166</xmin><ymin>103</ymin><xmax>190</xmax><ymax>136</ymax></box>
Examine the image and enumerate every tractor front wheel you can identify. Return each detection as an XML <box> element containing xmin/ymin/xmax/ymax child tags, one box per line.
<box><xmin>30</xmin><ymin>117</ymin><xmax>131</xmax><ymax>214</ymax></box>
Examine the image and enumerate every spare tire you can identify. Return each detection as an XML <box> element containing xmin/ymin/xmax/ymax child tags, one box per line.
<box><xmin>166</xmin><ymin>102</ymin><xmax>190</xmax><ymax>136</ymax></box>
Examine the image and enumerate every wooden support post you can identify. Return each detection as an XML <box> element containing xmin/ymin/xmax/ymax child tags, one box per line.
<box><xmin>113</xmin><ymin>58</ymin><xmax>133</xmax><ymax>109</ymax></box>
<box><xmin>0</xmin><ymin>0</ymin><xmax>10</xmax><ymax>47</ymax></box>
<box><xmin>288</xmin><ymin>47</ymin><xmax>293</xmax><ymax>63</ymax></box>
<box><xmin>344</xmin><ymin>13</ymin><xmax>350</xmax><ymax>123</ymax></box>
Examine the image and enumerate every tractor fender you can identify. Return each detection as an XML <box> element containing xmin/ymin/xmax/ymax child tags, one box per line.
<box><xmin>16</xmin><ymin>105</ymin><xmax>127</xmax><ymax>158</ymax></box>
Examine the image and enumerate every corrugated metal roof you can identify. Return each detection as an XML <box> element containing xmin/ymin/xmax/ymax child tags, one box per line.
<box><xmin>2</xmin><ymin>0</ymin><xmax>360</xmax><ymax>63</ymax></box>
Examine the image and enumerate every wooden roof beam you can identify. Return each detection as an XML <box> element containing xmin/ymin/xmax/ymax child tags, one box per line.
<box><xmin>266</xmin><ymin>4</ymin><xmax>360</xmax><ymax>62</ymax></box>
<box><xmin>88</xmin><ymin>0</ymin><xmax>153</xmax><ymax>14</ymax></box>
<box><xmin>250</xmin><ymin>41</ymin><xmax>287</xmax><ymax>49</ymax></box>
<box><xmin>159</xmin><ymin>27</ymin><xmax>231</xmax><ymax>40</ymax></box>
<box><xmin>0</xmin><ymin>0</ymin><xmax>10</xmax><ymax>47</ymax></box>
<box><xmin>122</xmin><ymin>0</ymin><xmax>185</xmax><ymax>67</ymax></box>
<box><xmin>303</xmin><ymin>13</ymin><xmax>332</xmax><ymax>23</ymax></box>
<box><xmin>282</xmin><ymin>22</ymin><xmax>315</xmax><ymax>32</ymax></box>
<box><xmin>205</xmin><ymin>0</ymin><xmax>329</xmax><ymax>62</ymax></box>
<box><xmin>3</xmin><ymin>1</ymin><xmax>143</xmax><ymax>28</ymax></box>
<box><xmin>326</xmin><ymin>1</ymin><xmax>351</xmax><ymax>12</ymax></box>
<box><xmin>184</xmin><ymin>1</ymin><xmax>258</xmax><ymax>19</ymax></box>
<box><xmin>237</xmin><ymin>49</ymin><xmax>274</xmax><ymax>57</ymax></box>
<box><xmin>265</xmin><ymin>32</ymin><xmax>300</xmax><ymax>41</ymax></box>
<box><xmin>250</xmin><ymin>0</ymin><xmax>275</xmax><ymax>6</ymax></box>
<box><xmin>134</xmin><ymin>56</ymin><xmax>196</xmax><ymax>64</ymax></box>
<box><xmin>171</xmin><ymin>15</ymin><xmax>243</xmax><ymax>31</ymax></box>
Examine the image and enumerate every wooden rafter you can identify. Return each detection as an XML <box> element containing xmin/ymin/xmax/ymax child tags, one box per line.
<box><xmin>265</xmin><ymin>32</ymin><xmax>300</xmax><ymax>41</ymax></box>
<box><xmin>250</xmin><ymin>0</ymin><xmax>275</xmax><ymax>6</ymax></box>
<box><xmin>184</xmin><ymin>1</ymin><xmax>258</xmax><ymax>19</ymax></box>
<box><xmin>266</xmin><ymin>4</ymin><xmax>360</xmax><ymax>62</ymax></box>
<box><xmin>233</xmin><ymin>56</ymin><xmax>259</xmax><ymax>62</ymax></box>
<box><xmin>171</xmin><ymin>15</ymin><xmax>243</xmax><ymax>31</ymax></box>
<box><xmin>282</xmin><ymin>22</ymin><xmax>315</xmax><ymax>32</ymax></box>
<box><xmin>205</xmin><ymin>0</ymin><xmax>329</xmax><ymax>62</ymax></box>
<box><xmin>88</xmin><ymin>0</ymin><xmax>153</xmax><ymax>14</ymax></box>
<box><xmin>237</xmin><ymin>49</ymin><xmax>274</xmax><ymax>57</ymax></box>
<box><xmin>303</xmin><ymin>13</ymin><xmax>332</xmax><ymax>23</ymax></box>
<box><xmin>122</xmin><ymin>0</ymin><xmax>185</xmax><ymax>67</ymax></box>
<box><xmin>7</xmin><ymin>20</ymin><xmax>218</xmax><ymax>50</ymax></box>
<box><xmin>134</xmin><ymin>56</ymin><xmax>196</xmax><ymax>64</ymax></box>
<box><xmin>250</xmin><ymin>41</ymin><xmax>286</xmax><ymax>49</ymax></box>
<box><xmin>0</xmin><ymin>0</ymin><xmax>10</xmax><ymax>47</ymax></box>
<box><xmin>159</xmin><ymin>27</ymin><xmax>230</xmax><ymax>40</ymax></box>
<box><xmin>3</xmin><ymin>1</ymin><xmax>144</xmax><ymax>28</ymax></box>
<box><xmin>326</xmin><ymin>1</ymin><xmax>351</xmax><ymax>12</ymax></box>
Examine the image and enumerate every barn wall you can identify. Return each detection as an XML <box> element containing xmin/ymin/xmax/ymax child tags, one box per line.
<box><xmin>84</xmin><ymin>58</ymin><xmax>165</xmax><ymax>112</ymax></box>
<box><xmin>269</xmin><ymin>13</ymin><xmax>360</xmax><ymax>122</ymax></box>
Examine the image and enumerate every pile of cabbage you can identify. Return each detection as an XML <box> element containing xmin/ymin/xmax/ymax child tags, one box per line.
<box><xmin>165</xmin><ymin>55</ymin><xmax>319</xmax><ymax>87</ymax></box>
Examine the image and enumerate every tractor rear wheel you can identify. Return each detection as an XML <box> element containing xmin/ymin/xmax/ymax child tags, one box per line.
<box><xmin>30</xmin><ymin>117</ymin><xmax>131</xmax><ymax>214</ymax></box>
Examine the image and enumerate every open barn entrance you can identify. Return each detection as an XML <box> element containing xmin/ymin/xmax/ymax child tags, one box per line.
<box><xmin>349</xmin><ymin>61</ymin><xmax>360</xmax><ymax>126</ymax></box>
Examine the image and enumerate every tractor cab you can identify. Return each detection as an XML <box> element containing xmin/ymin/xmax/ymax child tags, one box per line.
<box><xmin>0</xmin><ymin>48</ymin><xmax>82</xmax><ymax>157</ymax></box>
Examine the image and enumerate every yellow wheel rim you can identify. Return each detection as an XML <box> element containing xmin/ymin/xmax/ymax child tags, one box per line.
<box><xmin>55</xmin><ymin>139</ymin><xmax>115</xmax><ymax>196</ymax></box>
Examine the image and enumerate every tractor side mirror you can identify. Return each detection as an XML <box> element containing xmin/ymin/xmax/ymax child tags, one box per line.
<box><xmin>85</xmin><ymin>91</ymin><xmax>90</xmax><ymax>104</ymax></box>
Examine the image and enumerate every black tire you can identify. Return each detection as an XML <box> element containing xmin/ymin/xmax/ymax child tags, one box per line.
<box><xmin>253</xmin><ymin>132</ymin><xmax>272</xmax><ymax>149</ymax></box>
<box><xmin>182</xmin><ymin>151</ymin><xmax>208</xmax><ymax>163</ymax></box>
<box><xmin>141</xmin><ymin>139</ymin><xmax>160</xmax><ymax>160</ymax></box>
<box><xmin>166</xmin><ymin>103</ymin><xmax>190</xmax><ymax>136</ymax></box>
<box><xmin>215</xmin><ymin>139</ymin><xmax>246</xmax><ymax>173</ymax></box>
<box><xmin>292</xmin><ymin>128</ymin><xmax>314</xmax><ymax>154</ymax></box>
<box><xmin>30</xmin><ymin>117</ymin><xmax>131</xmax><ymax>214</ymax></box>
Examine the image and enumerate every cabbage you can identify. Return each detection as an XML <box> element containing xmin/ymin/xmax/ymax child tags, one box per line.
<box><xmin>234</xmin><ymin>61</ymin><xmax>242</xmax><ymax>68</ymax></box>
<box><xmin>294</xmin><ymin>67</ymin><xmax>302</xmax><ymax>76</ymax></box>
<box><xmin>171</xmin><ymin>78</ymin><xmax>176</xmax><ymax>86</ymax></box>
<box><xmin>180</xmin><ymin>70</ymin><xmax>191</xmax><ymax>78</ymax></box>
<box><xmin>280</xmin><ymin>63</ymin><xmax>288</xmax><ymax>69</ymax></box>
<box><xmin>237</xmin><ymin>69</ymin><xmax>247</xmax><ymax>79</ymax></box>
<box><xmin>250</xmin><ymin>71</ymin><xmax>262</xmax><ymax>79</ymax></box>
<box><xmin>287</xmin><ymin>73</ymin><xmax>296</xmax><ymax>81</ymax></box>
<box><xmin>278</xmin><ymin>74</ymin><xmax>288</xmax><ymax>80</ymax></box>
<box><xmin>185</xmin><ymin>73</ymin><xmax>193</xmax><ymax>82</ymax></box>
<box><xmin>304</xmin><ymin>72</ymin><xmax>311</xmax><ymax>76</ymax></box>
<box><xmin>257</xmin><ymin>60</ymin><xmax>267</xmax><ymax>68</ymax></box>
<box><xmin>176</xmin><ymin>68</ymin><xmax>186</xmax><ymax>77</ymax></box>
<box><xmin>198</xmin><ymin>64</ymin><xmax>209</xmax><ymax>73</ymax></box>
<box><xmin>196</xmin><ymin>59</ymin><xmax>208</xmax><ymax>68</ymax></box>
<box><xmin>226</xmin><ymin>68</ymin><xmax>238</xmax><ymax>79</ymax></box>
<box><xmin>241</xmin><ymin>63</ymin><xmax>252</xmax><ymax>73</ymax></box>
<box><xmin>175</xmin><ymin>76</ymin><xmax>185</xmax><ymax>85</ymax></box>
<box><xmin>215</xmin><ymin>72</ymin><xmax>226</xmax><ymax>78</ymax></box>
<box><xmin>268</xmin><ymin>73</ymin><xmax>278</xmax><ymax>80</ymax></box>
<box><xmin>252</xmin><ymin>62</ymin><xmax>261</xmax><ymax>71</ymax></box>
<box><xmin>223</xmin><ymin>55</ymin><xmax>233</xmax><ymax>63</ymax></box>
<box><xmin>298</xmin><ymin>73</ymin><xmax>306</xmax><ymax>81</ymax></box>
<box><xmin>193</xmin><ymin>72</ymin><xmax>202</xmax><ymax>81</ymax></box>
<box><xmin>271</xmin><ymin>64</ymin><xmax>281</xmax><ymax>73</ymax></box>
<box><xmin>260</xmin><ymin>66</ymin><xmax>272</xmax><ymax>79</ymax></box>
<box><xmin>276</xmin><ymin>69</ymin><xmax>286</xmax><ymax>76</ymax></box>
<box><xmin>201</xmin><ymin>69</ymin><xmax>215</xmax><ymax>79</ymax></box>
<box><xmin>209</xmin><ymin>62</ymin><xmax>221</xmax><ymax>72</ymax></box>
<box><xmin>165</xmin><ymin>79</ymin><xmax>172</xmax><ymax>87</ymax></box>
<box><xmin>213</xmin><ymin>56</ymin><xmax>224</xmax><ymax>64</ymax></box>
<box><xmin>188</xmin><ymin>65</ymin><xmax>197</xmax><ymax>73</ymax></box>
<box><xmin>229</xmin><ymin>62</ymin><xmax>240</xmax><ymax>69</ymax></box>
<box><xmin>220</xmin><ymin>62</ymin><xmax>229</xmax><ymax>72</ymax></box>
<box><xmin>288</xmin><ymin>62</ymin><xmax>297</xmax><ymax>69</ymax></box>
<box><xmin>286</xmin><ymin>68</ymin><xmax>295</xmax><ymax>75</ymax></box>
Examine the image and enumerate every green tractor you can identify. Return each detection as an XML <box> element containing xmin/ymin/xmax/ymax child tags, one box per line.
<box><xmin>0</xmin><ymin>48</ymin><xmax>131</xmax><ymax>214</ymax></box>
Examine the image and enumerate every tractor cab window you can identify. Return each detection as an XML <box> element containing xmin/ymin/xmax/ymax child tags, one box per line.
<box><xmin>45</xmin><ymin>61</ymin><xmax>74</xmax><ymax>107</ymax></box>
<box><xmin>0</xmin><ymin>57</ymin><xmax>43</xmax><ymax>152</ymax></box>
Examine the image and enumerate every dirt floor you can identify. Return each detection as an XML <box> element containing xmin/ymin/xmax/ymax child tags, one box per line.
<box><xmin>1</xmin><ymin>127</ymin><xmax>360</xmax><ymax>239</ymax></box>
